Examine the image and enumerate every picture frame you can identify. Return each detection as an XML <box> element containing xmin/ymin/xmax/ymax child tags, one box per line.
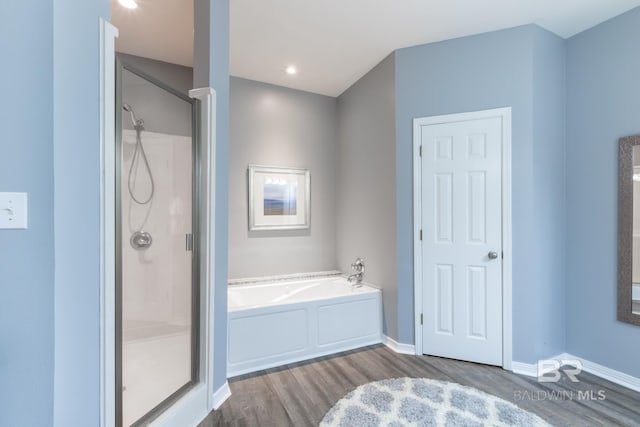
<box><xmin>248</xmin><ymin>165</ymin><xmax>311</xmax><ymax>231</ymax></box>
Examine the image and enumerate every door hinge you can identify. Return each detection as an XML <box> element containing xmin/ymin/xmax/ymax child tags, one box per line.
<box><xmin>419</xmin><ymin>145</ymin><xmax>423</xmax><ymax>157</ymax></box>
<box><xmin>420</xmin><ymin>313</ymin><xmax>423</xmax><ymax>325</ymax></box>
<box><xmin>420</xmin><ymin>229</ymin><xmax>423</xmax><ymax>241</ymax></box>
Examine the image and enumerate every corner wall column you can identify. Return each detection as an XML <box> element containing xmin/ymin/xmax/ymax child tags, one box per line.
<box><xmin>193</xmin><ymin>0</ymin><xmax>230</xmax><ymax>392</ymax></box>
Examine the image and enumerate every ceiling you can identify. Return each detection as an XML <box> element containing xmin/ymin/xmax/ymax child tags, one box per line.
<box><xmin>112</xmin><ymin>0</ymin><xmax>640</xmax><ymax>97</ymax></box>
<box><xmin>112</xmin><ymin>0</ymin><xmax>194</xmax><ymax>67</ymax></box>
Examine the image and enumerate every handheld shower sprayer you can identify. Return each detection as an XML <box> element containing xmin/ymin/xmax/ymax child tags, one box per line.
<box><xmin>123</xmin><ymin>103</ymin><xmax>144</xmax><ymax>130</ymax></box>
<box><xmin>122</xmin><ymin>102</ymin><xmax>155</xmax><ymax>250</ymax></box>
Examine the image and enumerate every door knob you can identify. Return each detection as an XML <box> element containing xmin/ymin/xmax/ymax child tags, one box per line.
<box><xmin>488</xmin><ymin>251</ymin><xmax>498</xmax><ymax>260</ymax></box>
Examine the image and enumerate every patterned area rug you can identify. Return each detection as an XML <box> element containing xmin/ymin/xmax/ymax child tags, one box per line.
<box><xmin>320</xmin><ymin>378</ymin><xmax>550</xmax><ymax>427</ymax></box>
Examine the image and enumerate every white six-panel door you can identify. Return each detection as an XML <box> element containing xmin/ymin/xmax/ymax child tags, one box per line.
<box><xmin>419</xmin><ymin>115</ymin><xmax>503</xmax><ymax>366</ymax></box>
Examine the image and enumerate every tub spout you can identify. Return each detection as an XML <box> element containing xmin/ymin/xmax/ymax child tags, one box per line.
<box><xmin>347</xmin><ymin>273</ymin><xmax>362</xmax><ymax>286</ymax></box>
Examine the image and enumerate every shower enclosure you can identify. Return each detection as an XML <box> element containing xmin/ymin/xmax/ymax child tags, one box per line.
<box><xmin>115</xmin><ymin>59</ymin><xmax>200</xmax><ymax>426</ymax></box>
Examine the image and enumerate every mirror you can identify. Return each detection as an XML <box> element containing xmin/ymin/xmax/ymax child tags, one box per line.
<box><xmin>618</xmin><ymin>135</ymin><xmax>640</xmax><ymax>325</ymax></box>
<box><xmin>633</xmin><ymin>145</ymin><xmax>640</xmax><ymax>316</ymax></box>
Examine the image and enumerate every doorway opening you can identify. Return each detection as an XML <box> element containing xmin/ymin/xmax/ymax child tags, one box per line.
<box><xmin>115</xmin><ymin>59</ymin><xmax>201</xmax><ymax>426</ymax></box>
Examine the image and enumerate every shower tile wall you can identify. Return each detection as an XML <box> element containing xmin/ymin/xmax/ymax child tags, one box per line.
<box><xmin>121</xmin><ymin>129</ymin><xmax>193</xmax><ymax>425</ymax></box>
<box><xmin>121</xmin><ymin>130</ymin><xmax>193</xmax><ymax>330</ymax></box>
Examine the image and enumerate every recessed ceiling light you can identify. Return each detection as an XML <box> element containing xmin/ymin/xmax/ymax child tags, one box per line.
<box><xmin>118</xmin><ymin>0</ymin><xmax>138</xmax><ymax>10</ymax></box>
<box><xmin>285</xmin><ymin>66</ymin><xmax>297</xmax><ymax>75</ymax></box>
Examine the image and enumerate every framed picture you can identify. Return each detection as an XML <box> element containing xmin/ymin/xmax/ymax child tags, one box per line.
<box><xmin>248</xmin><ymin>165</ymin><xmax>311</xmax><ymax>231</ymax></box>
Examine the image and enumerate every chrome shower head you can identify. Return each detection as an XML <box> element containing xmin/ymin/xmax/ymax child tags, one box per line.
<box><xmin>123</xmin><ymin>103</ymin><xmax>144</xmax><ymax>129</ymax></box>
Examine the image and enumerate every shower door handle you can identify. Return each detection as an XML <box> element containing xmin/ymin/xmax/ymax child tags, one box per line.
<box><xmin>185</xmin><ymin>233</ymin><xmax>193</xmax><ymax>252</ymax></box>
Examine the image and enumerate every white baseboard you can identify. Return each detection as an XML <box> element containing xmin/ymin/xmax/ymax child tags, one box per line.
<box><xmin>511</xmin><ymin>361</ymin><xmax>538</xmax><ymax>377</ymax></box>
<box><xmin>382</xmin><ymin>335</ymin><xmax>416</xmax><ymax>355</ymax></box>
<box><xmin>511</xmin><ymin>353</ymin><xmax>566</xmax><ymax>378</ymax></box>
<box><xmin>212</xmin><ymin>381</ymin><xmax>231</xmax><ymax>410</ymax></box>
<box><xmin>512</xmin><ymin>353</ymin><xmax>640</xmax><ymax>393</ymax></box>
<box><xmin>559</xmin><ymin>353</ymin><xmax>640</xmax><ymax>393</ymax></box>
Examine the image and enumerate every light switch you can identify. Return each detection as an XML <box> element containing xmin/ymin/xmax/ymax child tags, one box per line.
<box><xmin>0</xmin><ymin>192</ymin><xmax>28</xmax><ymax>229</ymax></box>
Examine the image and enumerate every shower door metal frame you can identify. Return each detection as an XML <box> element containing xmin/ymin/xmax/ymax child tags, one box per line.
<box><xmin>115</xmin><ymin>57</ymin><xmax>201</xmax><ymax>427</ymax></box>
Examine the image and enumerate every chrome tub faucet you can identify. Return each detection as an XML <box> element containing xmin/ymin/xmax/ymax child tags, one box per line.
<box><xmin>347</xmin><ymin>257</ymin><xmax>365</xmax><ymax>287</ymax></box>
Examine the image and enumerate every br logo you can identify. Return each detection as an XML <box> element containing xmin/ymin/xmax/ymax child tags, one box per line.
<box><xmin>537</xmin><ymin>359</ymin><xmax>582</xmax><ymax>383</ymax></box>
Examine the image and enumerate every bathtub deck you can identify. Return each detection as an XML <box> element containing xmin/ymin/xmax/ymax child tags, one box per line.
<box><xmin>200</xmin><ymin>344</ymin><xmax>640</xmax><ymax>426</ymax></box>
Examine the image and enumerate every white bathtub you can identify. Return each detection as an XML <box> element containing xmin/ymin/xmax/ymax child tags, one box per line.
<box><xmin>227</xmin><ymin>275</ymin><xmax>382</xmax><ymax>377</ymax></box>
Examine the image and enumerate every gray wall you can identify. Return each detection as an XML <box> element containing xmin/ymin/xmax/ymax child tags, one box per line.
<box><xmin>394</xmin><ymin>25</ymin><xmax>567</xmax><ymax>361</ymax></box>
<box><xmin>336</xmin><ymin>55</ymin><xmax>398</xmax><ymax>338</ymax></box>
<box><xmin>119</xmin><ymin>53</ymin><xmax>194</xmax><ymax>137</ymax></box>
<box><xmin>228</xmin><ymin>77</ymin><xmax>338</xmax><ymax>278</ymax></box>
<box><xmin>121</xmin><ymin>68</ymin><xmax>193</xmax><ymax>137</ymax></box>
<box><xmin>118</xmin><ymin>53</ymin><xmax>193</xmax><ymax>94</ymax></box>
<box><xmin>566</xmin><ymin>7</ymin><xmax>640</xmax><ymax>378</ymax></box>
<box><xmin>0</xmin><ymin>1</ymin><xmax>54</xmax><ymax>426</ymax></box>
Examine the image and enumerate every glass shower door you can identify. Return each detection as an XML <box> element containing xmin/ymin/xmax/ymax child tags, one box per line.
<box><xmin>116</xmin><ymin>60</ymin><xmax>199</xmax><ymax>427</ymax></box>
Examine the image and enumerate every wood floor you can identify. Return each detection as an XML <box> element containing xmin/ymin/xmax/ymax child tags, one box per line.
<box><xmin>200</xmin><ymin>345</ymin><xmax>640</xmax><ymax>427</ymax></box>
